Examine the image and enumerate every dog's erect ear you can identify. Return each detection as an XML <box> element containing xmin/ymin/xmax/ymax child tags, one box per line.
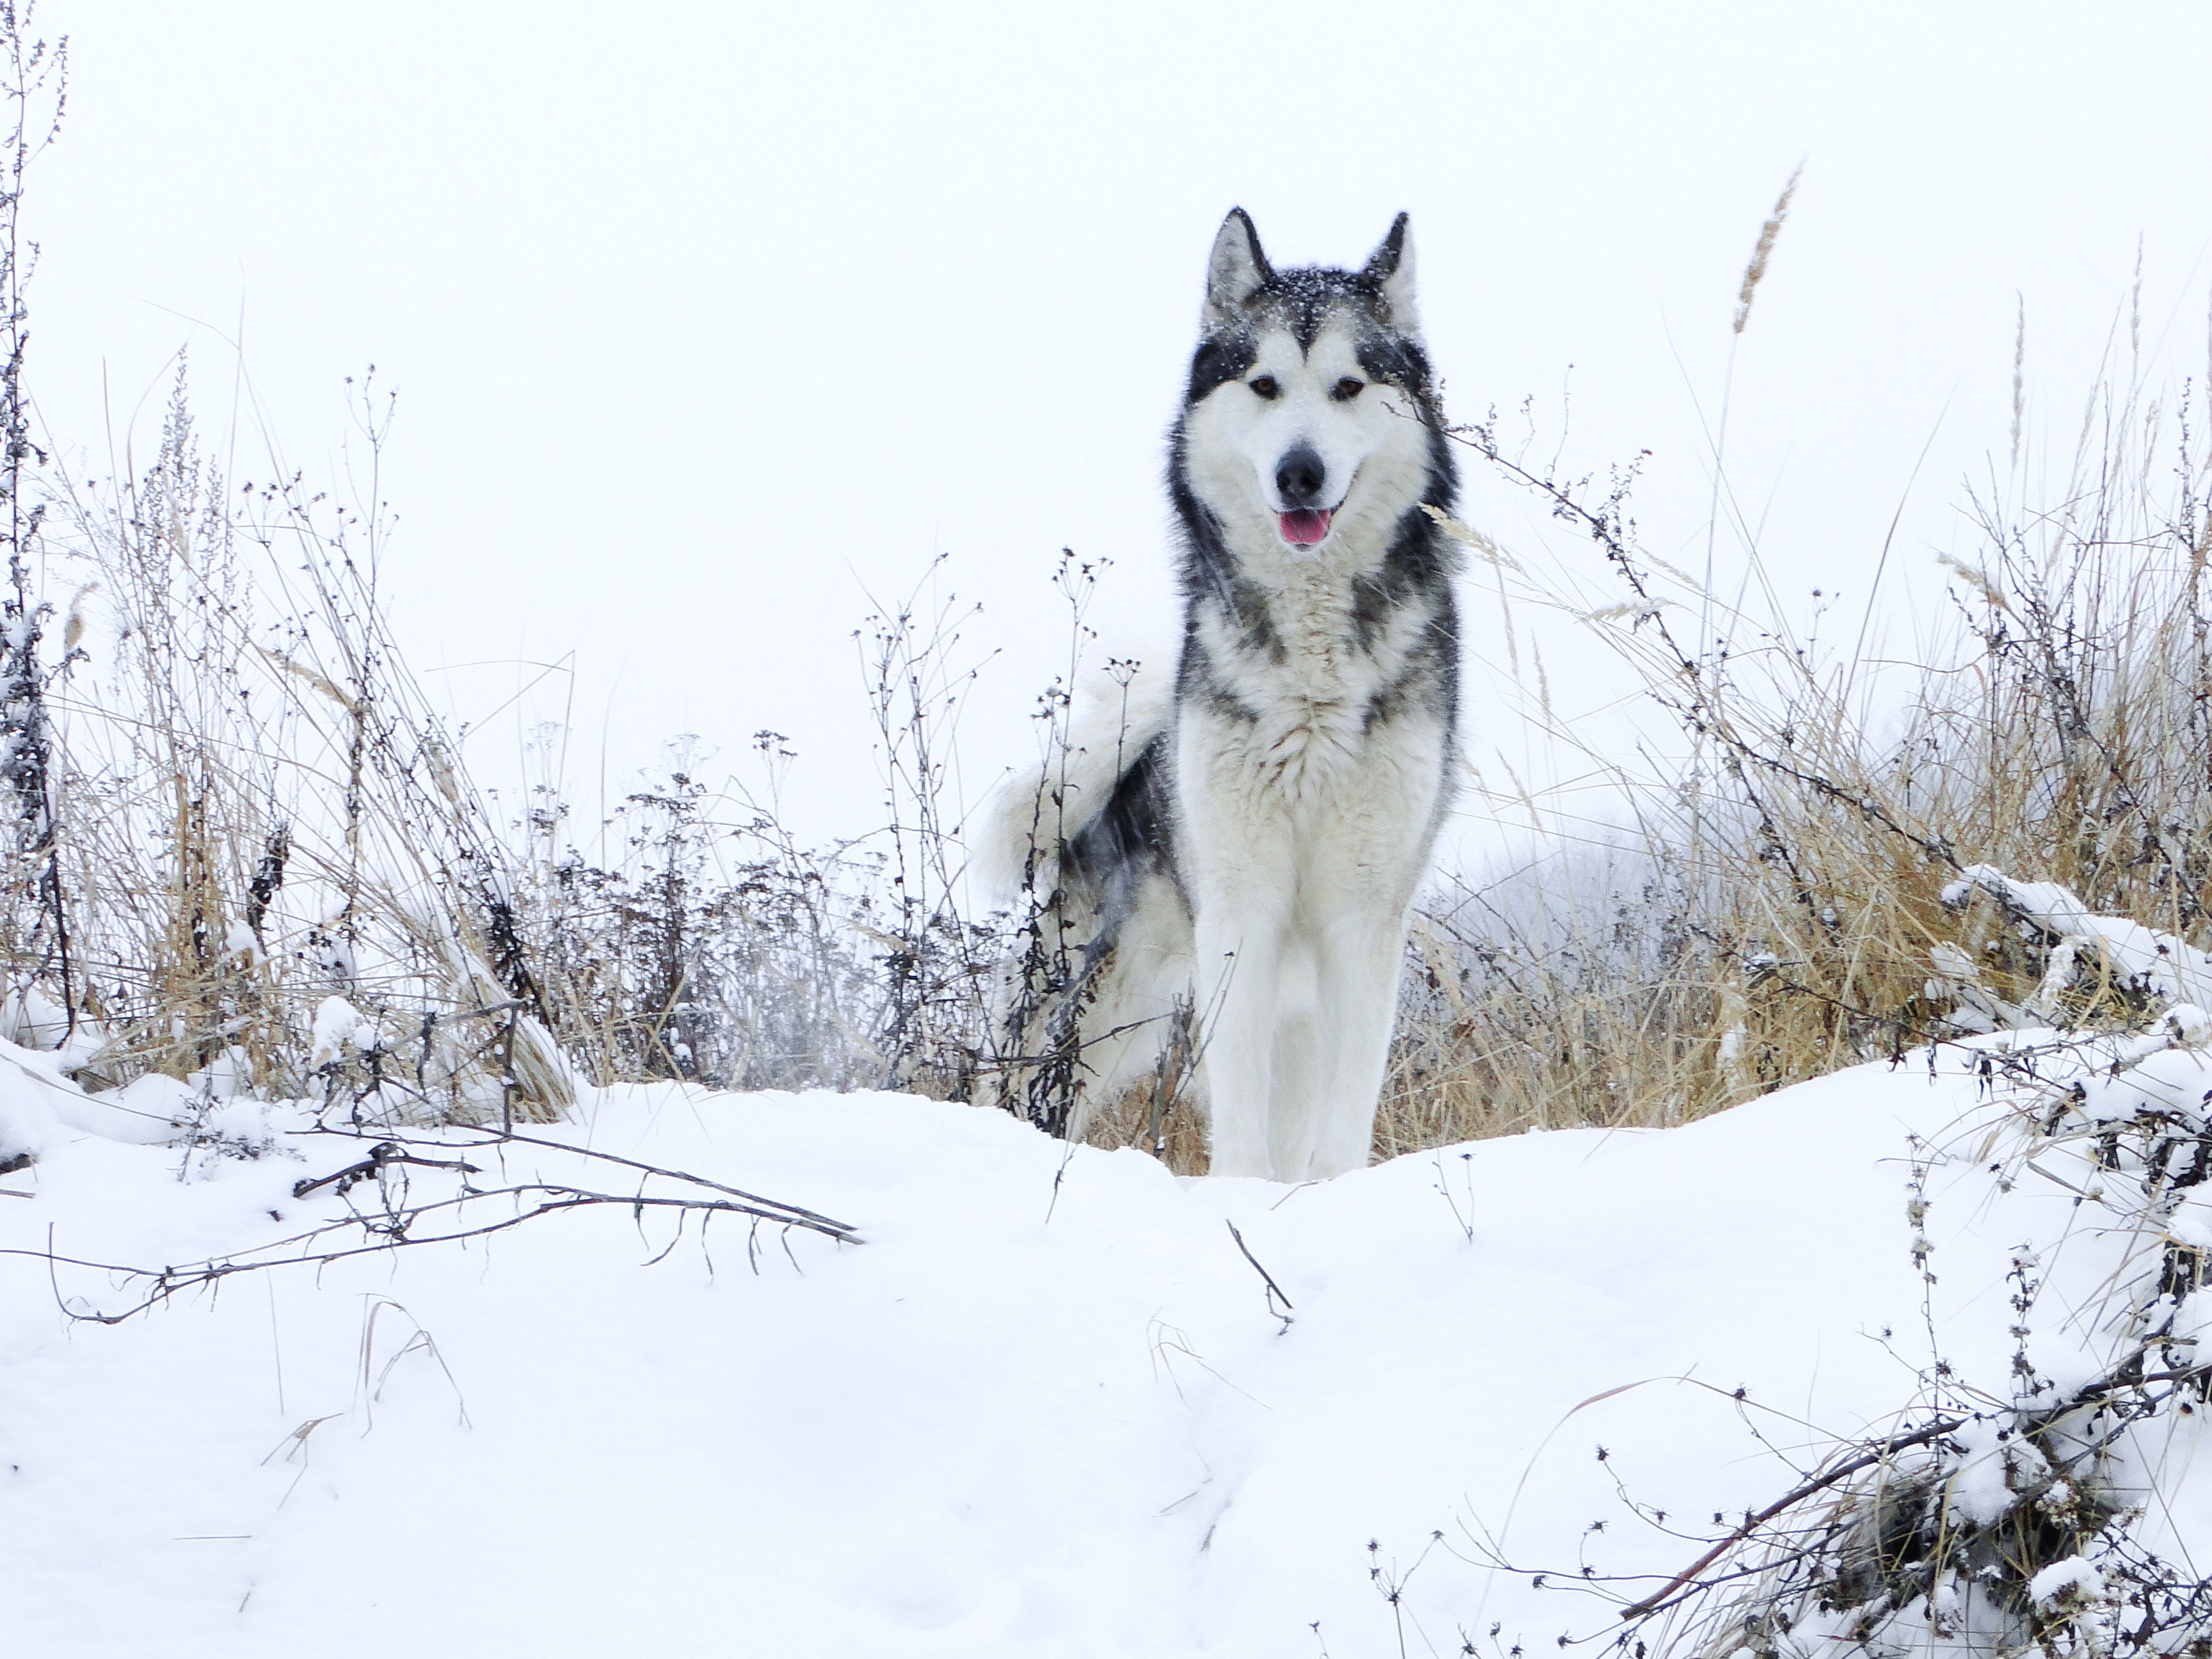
<box><xmin>1363</xmin><ymin>212</ymin><xmax>1419</xmax><ymax>335</ymax></box>
<box><xmin>1204</xmin><ymin>207</ymin><xmax>1273</xmax><ymax>329</ymax></box>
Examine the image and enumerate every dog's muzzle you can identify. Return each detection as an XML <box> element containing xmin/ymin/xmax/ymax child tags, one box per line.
<box><xmin>1274</xmin><ymin>444</ymin><xmax>1332</xmax><ymax>545</ymax></box>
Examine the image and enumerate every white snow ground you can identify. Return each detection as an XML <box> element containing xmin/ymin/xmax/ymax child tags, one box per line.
<box><xmin>4</xmin><ymin>1032</ymin><xmax>2209</xmax><ymax>1658</ymax></box>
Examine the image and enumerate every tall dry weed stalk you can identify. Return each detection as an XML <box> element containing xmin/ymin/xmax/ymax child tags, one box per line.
<box><xmin>0</xmin><ymin>7</ymin><xmax>65</xmax><ymax>1019</ymax></box>
<box><xmin>857</xmin><ymin>563</ymin><xmax>999</xmax><ymax>1098</ymax></box>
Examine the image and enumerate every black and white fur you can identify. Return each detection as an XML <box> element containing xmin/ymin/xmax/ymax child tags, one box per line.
<box><xmin>986</xmin><ymin>209</ymin><xmax>1461</xmax><ymax>1181</ymax></box>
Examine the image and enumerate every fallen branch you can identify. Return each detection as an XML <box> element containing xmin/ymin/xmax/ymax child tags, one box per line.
<box><xmin>446</xmin><ymin>1126</ymin><xmax>860</xmax><ymax>1237</ymax></box>
<box><xmin>1226</xmin><ymin>1219</ymin><xmax>1295</xmax><ymax>1330</ymax></box>
<box><xmin>291</xmin><ymin>1139</ymin><xmax>482</xmax><ymax>1199</ymax></box>
<box><xmin>8</xmin><ymin>1179</ymin><xmax>858</xmax><ymax>1326</ymax></box>
<box><xmin>8</xmin><ymin>1126</ymin><xmax>864</xmax><ymax>1326</ymax></box>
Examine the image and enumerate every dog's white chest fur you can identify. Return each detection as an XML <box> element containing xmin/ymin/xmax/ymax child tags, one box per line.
<box><xmin>1191</xmin><ymin>559</ymin><xmax>1436</xmax><ymax>799</ymax></box>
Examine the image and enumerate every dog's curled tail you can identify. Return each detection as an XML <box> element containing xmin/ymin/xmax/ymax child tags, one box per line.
<box><xmin>975</xmin><ymin>664</ymin><xmax>1174</xmax><ymax>909</ymax></box>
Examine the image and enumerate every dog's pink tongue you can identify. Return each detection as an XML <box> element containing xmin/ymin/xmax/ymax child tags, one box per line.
<box><xmin>1278</xmin><ymin>509</ymin><xmax>1332</xmax><ymax>545</ymax></box>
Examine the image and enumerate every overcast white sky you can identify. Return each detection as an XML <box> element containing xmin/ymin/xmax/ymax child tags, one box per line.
<box><xmin>22</xmin><ymin>0</ymin><xmax>2212</xmax><ymax>864</ymax></box>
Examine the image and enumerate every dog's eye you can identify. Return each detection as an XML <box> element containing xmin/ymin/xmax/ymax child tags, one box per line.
<box><xmin>1333</xmin><ymin>378</ymin><xmax>1365</xmax><ymax>401</ymax></box>
<box><xmin>1249</xmin><ymin>376</ymin><xmax>1279</xmax><ymax>399</ymax></box>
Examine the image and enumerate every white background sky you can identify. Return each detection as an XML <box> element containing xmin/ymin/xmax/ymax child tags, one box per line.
<box><xmin>20</xmin><ymin>0</ymin><xmax>2212</xmax><ymax>867</ymax></box>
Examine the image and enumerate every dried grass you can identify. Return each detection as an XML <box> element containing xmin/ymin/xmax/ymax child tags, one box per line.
<box><xmin>24</xmin><ymin>369</ymin><xmax>575</xmax><ymax>1121</ymax></box>
<box><xmin>1359</xmin><ymin>348</ymin><xmax>2212</xmax><ymax>1157</ymax></box>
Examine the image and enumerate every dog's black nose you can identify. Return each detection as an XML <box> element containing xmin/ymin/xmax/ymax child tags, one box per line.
<box><xmin>1275</xmin><ymin>445</ymin><xmax>1327</xmax><ymax>508</ymax></box>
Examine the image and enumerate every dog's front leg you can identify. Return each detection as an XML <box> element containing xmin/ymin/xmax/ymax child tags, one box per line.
<box><xmin>1304</xmin><ymin>905</ymin><xmax>1414</xmax><ymax>1179</ymax></box>
<box><xmin>1298</xmin><ymin>732</ymin><xmax>1449</xmax><ymax>1180</ymax></box>
<box><xmin>1191</xmin><ymin>909</ymin><xmax>1285</xmax><ymax>1178</ymax></box>
<box><xmin>1177</xmin><ymin>723</ymin><xmax>1297</xmax><ymax>1179</ymax></box>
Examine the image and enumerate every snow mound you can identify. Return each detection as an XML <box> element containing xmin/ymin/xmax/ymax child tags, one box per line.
<box><xmin>6</xmin><ymin>921</ymin><xmax>2212</xmax><ymax>1655</ymax></box>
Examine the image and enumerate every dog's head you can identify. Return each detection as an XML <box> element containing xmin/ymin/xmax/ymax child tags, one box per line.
<box><xmin>1178</xmin><ymin>209</ymin><xmax>1445</xmax><ymax>554</ymax></box>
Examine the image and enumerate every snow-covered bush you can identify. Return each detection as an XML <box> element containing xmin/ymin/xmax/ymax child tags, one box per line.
<box><xmin>1621</xmin><ymin>1006</ymin><xmax>2212</xmax><ymax>1659</ymax></box>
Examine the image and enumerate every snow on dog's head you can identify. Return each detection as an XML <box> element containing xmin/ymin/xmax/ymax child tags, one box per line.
<box><xmin>1176</xmin><ymin>208</ymin><xmax>1450</xmax><ymax>559</ymax></box>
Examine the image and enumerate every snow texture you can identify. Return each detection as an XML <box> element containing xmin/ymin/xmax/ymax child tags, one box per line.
<box><xmin>10</xmin><ymin>943</ymin><xmax>2212</xmax><ymax>1653</ymax></box>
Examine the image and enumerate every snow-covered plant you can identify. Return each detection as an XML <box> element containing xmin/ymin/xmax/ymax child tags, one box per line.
<box><xmin>1928</xmin><ymin>868</ymin><xmax>2212</xmax><ymax>1036</ymax></box>
<box><xmin>1619</xmin><ymin>1022</ymin><xmax>2212</xmax><ymax>1659</ymax></box>
<box><xmin>516</xmin><ymin>742</ymin><xmax>891</xmax><ymax>1093</ymax></box>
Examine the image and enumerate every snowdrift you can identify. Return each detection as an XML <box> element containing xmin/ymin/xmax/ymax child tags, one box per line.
<box><xmin>6</xmin><ymin>1019</ymin><xmax>2211</xmax><ymax>1657</ymax></box>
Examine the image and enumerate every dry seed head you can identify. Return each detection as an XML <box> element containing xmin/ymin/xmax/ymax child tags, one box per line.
<box><xmin>424</xmin><ymin>737</ymin><xmax>464</xmax><ymax>810</ymax></box>
<box><xmin>1733</xmin><ymin>165</ymin><xmax>1802</xmax><ymax>336</ymax></box>
<box><xmin>61</xmin><ymin>579</ymin><xmax>93</xmax><ymax>653</ymax></box>
<box><xmin>1420</xmin><ymin>502</ymin><xmax>1515</xmax><ymax>569</ymax></box>
<box><xmin>255</xmin><ymin>644</ymin><xmax>360</xmax><ymax>714</ymax></box>
<box><xmin>1643</xmin><ymin>551</ymin><xmax>1708</xmax><ymax>593</ymax></box>
<box><xmin>1937</xmin><ymin>553</ymin><xmax>2010</xmax><ymax>610</ymax></box>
